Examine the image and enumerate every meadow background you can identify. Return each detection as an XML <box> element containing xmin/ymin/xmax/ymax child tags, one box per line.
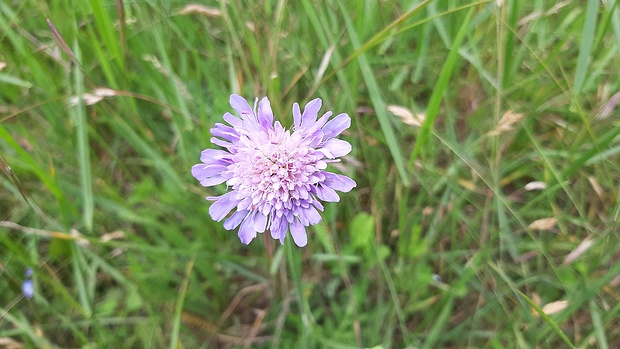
<box><xmin>1</xmin><ymin>0</ymin><xmax>619</xmax><ymax>348</ymax></box>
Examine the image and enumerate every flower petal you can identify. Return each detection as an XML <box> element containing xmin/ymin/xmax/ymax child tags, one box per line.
<box><xmin>209</xmin><ymin>137</ymin><xmax>234</xmax><ymax>149</ymax></box>
<box><xmin>293</xmin><ymin>102</ymin><xmax>302</xmax><ymax>128</ymax></box>
<box><xmin>211</xmin><ymin>123</ymin><xmax>240</xmax><ymax>142</ymax></box>
<box><xmin>223</xmin><ymin>112</ymin><xmax>243</xmax><ymax>128</ymax></box>
<box><xmin>197</xmin><ymin>174</ymin><xmax>227</xmax><ymax>187</ymax></box>
<box><xmin>315</xmin><ymin>184</ymin><xmax>340</xmax><ymax>202</ymax></box>
<box><xmin>251</xmin><ymin>211</ymin><xmax>268</xmax><ymax>233</ymax></box>
<box><xmin>323</xmin><ymin>172</ymin><xmax>356</xmax><ymax>192</ymax></box>
<box><xmin>224</xmin><ymin>210</ymin><xmax>248</xmax><ymax>230</ymax></box>
<box><xmin>191</xmin><ymin>164</ymin><xmax>227</xmax><ymax>181</ymax></box>
<box><xmin>230</xmin><ymin>94</ymin><xmax>254</xmax><ymax>121</ymax></box>
<box><xmin>257</xmin><ymin>97</ymin><xmax>274</xmax><ymax>130</ymax></box>
<box><xmin>236</xmin><ymin>197</ymin><xmax>253</xmax><ymax>211</ymax></box>
<box><xmin>301</xmin><ymin>98</ymin><xmax>322</xmax><ymax>129</ymax></box>
<box><xmin>289</xmin><ymin>221</ymin><xmax>308</xmax><ymax>247</ymax></box>
<box><xmin>322</xmin><ymin>138</ymin><xmax>352</xmax><ymax>157</ymax></box>
<box><xmin>303</xmin><ymin>111</ymin><xmax>331</xmax><ymax>138</ymax></box>
<box><xmin>302</xmin><ymin>205</ymin><xmax>322</xmax><ymax>225</ymax></box>
<box><xmin>238</xmin><ymin>217</ymin><xmax>257</xmax><ymax>244</ymax></box>
<box><xmin>312</xmin><ymin>200</ymin><xmax>324</xmax><ymax>211</ymax></box>
<box><xmin>209</xmin><ymin>192</ymin><xmax>240</xmax><ymax>221</ymax></box>
<box><xmin>270</xmin><ymin>215</ymin><xmax>288</xmax><ymax>244</ymax></box>
<box><xmin>200</xmin><ymin>149</ymin><xmax>232</xmax><ymax>164</ymax></box>
<box><xmin>322</xmin><ymin>113</ymin><xmax>350</xmax><ymax>139</ymax></box>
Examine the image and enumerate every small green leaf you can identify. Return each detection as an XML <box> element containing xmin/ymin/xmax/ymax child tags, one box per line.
<box><xmin>407</xmin><ymin>224</ymin><xmax>428</xmax><ymax>258</ymax></box>
<box><xmin>349</xmin><ymin>212</ymin><xmax>375</xmax><ymax>249</ymax></box>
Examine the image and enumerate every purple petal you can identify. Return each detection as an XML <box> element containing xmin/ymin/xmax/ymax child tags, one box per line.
<box><xmin>238</xmin><ymin>217</ymin><xmax>257</xmax><ymax>244</ymax></box>
<box><xmin>211</xmin><ymin>123</ymin><xmax>240</xmax><ymax>142</ymax></box>
<box><xmin>200</xmin><ymin>149</ymin><xmax>232</xmax><ymax>164</ymax></box>
<box><xmin>315</xmin><ymin>184</ymin><xmax>340</xmax><ymax>202</ymax></box>
<box><xmin>317</xmin><ymin>148</ymin><xmax>335</xmax><ymax>159</ymax></box>
<box><xmin>270</xmin><ymin>215</ymin><xmax>288</xmax><ymax>244</ymax></box>
<box><xmin>257</xmin><ymin>97</ymin><xmax>274</xmax><ymax>130</ymax></box>
<box><xmin>285</xmin><ymin>210</ymin><xmax>295</xmax><ymax>223</ymax></box>
<box><xmin>293</xmin><ymin>102</ymin><xmax>302</xmax><ymax>128</ymax></box>
<box><xmin>323</xmin><ymin>172</ymin><xmax>356</xmax><ymax>192</ymax></box>
<box><xmin>303</xmin><ymin>111</ymin><xmax>331</xmax><ymax>137</ymax></box>
<box><xmin>312</xmin><ymin>200</ymin><xmax>324</xmax><ymax>211</ymax></box>
<box><xmin>289</xmin><ymin>221</ymin><xmax>307</xmax><ymax>247</ymax></box>
<box><xmin>209</xmin><ymin>137</ymin><xmax>234</xmax><ymax>149</ymax></box>
<box><xmin>191</xmin><ymin>164</ymin><xmax>227</xmax><ymax>181</ymax></box>
<box><xmin>302</xmin><ymin>205</ymin><xmax>322</xmax><ymax>225</ymax></box>
<box><xmin>191</xmin><ymin>165</ymin><xmax>228</xmax><ymax>187</ymax></box>
<box><xmin>224</xmin><ymin>210</ymin><xmax>248</xmax><ymax>230</ymax></box>
<box><xmin>250</xmin><ymin>211</ymin><xmax>268</xmax><ymax>233</ymax></box>
<box><xmin>322</xmin><ymin>113</ymin><xmax>350</xmax><ymax>138</ymax></box>
<box><xmin>301</xmin><ymin>98</ymin><xmax>322</xmax><ymax>129</ymax></box>
<box><xmin>273</xmin><ymin>121</ymin><xmax>284</xmax><ymax>136</ymax></box>
<box><xmin>236</xmin><ymin>197</ymin><xmax>252</xmax><ymax>211</ymax></box>
<box><xmin>197</xmin><ymin>175</ymin><xmax>227</xmax><ymax>187</ymax></box>
<box><xmin>223</xmin><ymin>112</ymin><xmax>243</xmax><ymax>128</ymax></box>
<box><xmin>209</xmin><ymin>192</ymin><xmax>240</xmax><ymax>221</ymax></box>
<box><xmin>230</xmin><ymin>94</ymin><xmax>253</xmax><ymax>120</ymax></box>
<box><xmin>323</xmin><ymin>138</ymin><xmax>352</xmax><ymax>157</ymax></box>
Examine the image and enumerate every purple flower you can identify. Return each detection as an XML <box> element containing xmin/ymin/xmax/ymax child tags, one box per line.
<box><xmin>22</xmin><ymin>279</ymin><xmax>33</xmax><ymax>299</ymax></box>
<box><xmin>22</xmin><ymin>268</ymin><xmax>33</xmax><ymax>299</ymax></box>
<box><xmin>192</xmin><ymin>95</ymin><xmax>356</xmax><ymax>247</ymax></box>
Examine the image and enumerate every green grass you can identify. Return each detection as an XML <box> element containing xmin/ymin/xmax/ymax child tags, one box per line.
<box><xmin>1</xmin><ymin>0</ymin><xmax>619</xmax><ymax>348</ymax></box>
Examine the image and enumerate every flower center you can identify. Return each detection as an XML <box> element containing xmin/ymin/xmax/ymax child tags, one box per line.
<box><xmin>229</xmin><ymin>139</ymin><xmax>325</xmax><ymax>215</ymax></box>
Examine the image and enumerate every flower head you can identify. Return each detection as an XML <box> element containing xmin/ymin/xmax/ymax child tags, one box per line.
<box><xmin>22</xmin><ymin>268</ymin><xmax>33</xmax><ymax>299</ymax></box>
<box><xmin>192</xmin><ymin>95</ymin><xmax>356</xmax><ymax>247</ymax></box>
<box><xmin>22</xmin><ymin>279</ymin><xmax>33</xmax><ymax>299</ymax></box>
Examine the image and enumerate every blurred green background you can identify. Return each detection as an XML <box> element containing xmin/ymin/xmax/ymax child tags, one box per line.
<box><xmin>1</xmin><ymin>0</ymin><xmax>619</xmax><ymax>348</ymax></box>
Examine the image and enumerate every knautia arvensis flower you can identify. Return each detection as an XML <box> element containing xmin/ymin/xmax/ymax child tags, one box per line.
<box><xmin>192</xmin><ymin>95</ymin><xmax>356</xmax><ymax>247</ymax></box>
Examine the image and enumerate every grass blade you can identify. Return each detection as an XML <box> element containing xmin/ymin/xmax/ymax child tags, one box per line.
<box><xmin>72</xmin><ymin>39</ymin><xmax>93</xmax><ymax>233</ymax></box>
<box><xmin>422</xmin><ymin>295</ymin><xmax>455</xmax><ymax>349</ymax></box>
<box><xmin>339</xmin><ymin>0</ymin><xmax>410</xmax><ymax>186</ymax></box>
<box><xmin>589</xmin><ymin>299</ymin><xmax>609</xmax><ymax>349</ymax></box>
<box><xmin>116</xmin><ymin>0</ymin><xmax>126</xmax><ymax>66</ymax></box>
<box><xmin>409</xmin><ymin>7</ymin><xmax>474</xmax><ymax>167</ymax></box>
<box><xmin>169</xmin><ymin>257</ymin><xmax>195</xmax><ymax>349</ymax></box>
<box><xmin>90</xmin><ymin>0</ymin><xmax>123</xmax><ymax>69</ymax></box>
<box><xmin>71</xmin><ymin>242</ymin><xmax>93</xmax><ymax>318</ymax></box>
<box><xmin>609</xmin><ymin>0</ymin><xmax>620</xmax><ymax>49</ymax></box>
<box><xmin>336</xmin><ymin>0</ymin><xmax>432</xmax><ymax>74</ymax></box>
<box><xmin>516</xmin><ymin>290</ymin><xmax>576</xmax><ymax>349</ymax></box>
<box><xmin>573</xmin><ymin>0</ymin><xmax>599</xmax><ymax>92</ymax></box>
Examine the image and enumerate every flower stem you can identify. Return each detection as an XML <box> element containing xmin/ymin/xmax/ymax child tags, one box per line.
<box><xmin>285</xmin><ymin>236</ymin><xmax>313</xmax><ymax>335</ymax></box>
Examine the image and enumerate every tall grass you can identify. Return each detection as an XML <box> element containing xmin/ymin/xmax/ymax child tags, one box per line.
<box><xmin>1</xmin><ymin>1</ymin><xmax>619</xmax><ymax>348</ymax></box>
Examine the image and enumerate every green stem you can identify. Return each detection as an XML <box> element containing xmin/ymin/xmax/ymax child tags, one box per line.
<box><xmin>285</xmin><ymin>237</ymin><xmax>313</xmax><ymax>335</ymax></box>
<box><xmin>516</xmin><ymin>289</ymin><xmax>577</xmax><ymax>349</ymax></box>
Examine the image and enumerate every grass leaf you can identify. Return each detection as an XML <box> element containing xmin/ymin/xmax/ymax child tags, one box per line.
<box><xmin>573</xmin><ymin>0</ymin><xmax>599</xmax><ymax>92</ymax></box>
<box><xmin>409</xmin><ymin>7</ymin><xmax>474</xmax><ymax>166</ymax></box>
